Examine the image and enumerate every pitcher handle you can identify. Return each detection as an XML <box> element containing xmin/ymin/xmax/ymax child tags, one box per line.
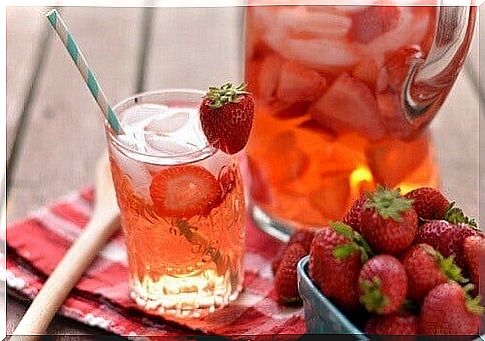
<box><xmin>403</xmin><ymin>5</ymin><xmax>477</xmax><ymax>128</ymax></box>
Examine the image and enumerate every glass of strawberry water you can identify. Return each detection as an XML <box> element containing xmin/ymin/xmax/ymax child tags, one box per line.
<box><xmin>106</xmin><ymin>90</ymin><xmax>246</xmax><ymax>317</ymax></box>
<box><xmin>244</xmin><ymin>4</ymin><xmax>476</xmax><ymax>236</ymax></box>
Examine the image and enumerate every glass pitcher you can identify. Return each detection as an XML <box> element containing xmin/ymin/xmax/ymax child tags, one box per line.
<box><xmin>244</xmin><ymin>3</ymin><xmax>476</xmax><ymax>238</ymax></box>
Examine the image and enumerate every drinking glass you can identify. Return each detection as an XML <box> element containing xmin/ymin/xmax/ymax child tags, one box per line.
<box><xmin>106</xmin><ymin>90</ymin><xmax>246</xmax><ymax>317</ymax></box>
<box><xmin>244</xmin><ymin>4</ymin><xmax>476</xmax><ymax>238</ymax></box>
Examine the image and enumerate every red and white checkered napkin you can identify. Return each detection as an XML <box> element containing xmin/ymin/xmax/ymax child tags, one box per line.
<box><xmin>4</xmin><ymin>187</ymin><xmax>305</xmax><ymax>337</ymax></box>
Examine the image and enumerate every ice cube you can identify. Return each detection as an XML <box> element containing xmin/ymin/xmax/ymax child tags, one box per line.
<box><xmin>144</xmin><ymin>132</ymin><xmax>194</xmax><ymax>156</ymax></box>
<box><xmin>144</xmin><ymin>110</ymin><xmax>190</xmax><ymax>135</ymax></box>
<box><xmin>257</xmin><ymin>6</ymin><xmax>359</xmax><ymax>69</ymax></box>
<box><xmin>120</xmin><ymin>103</ymin><xmax>168</xmax><ymax>127</ymax></box>
<box><xmin>281</xmin><ymin>7</ymin><xmax>352</xmax><ymax>39</ymax></box>
<box><xmin>285</xmin><ymin>38</ymin><xmax>359</xmax><ymax>69</ymax></box>
<box><xmin>357</xmin><ymin>7</ymin><xmax>431</xmax><ymax>64</ymax></box>
<box><xmin>110</xmin><ymin>147</ymin><xmax>152</xmax><ymax>202</ymax></box>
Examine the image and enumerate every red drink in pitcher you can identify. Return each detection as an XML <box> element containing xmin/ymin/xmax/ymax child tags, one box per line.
<box><xmin>245</xmin><ymin>4</ymin><xmax>475</xmax><ymax>231</ymax></box>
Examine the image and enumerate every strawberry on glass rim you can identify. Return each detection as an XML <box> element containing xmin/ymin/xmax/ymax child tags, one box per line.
<box><xmin>200</xmin><ymin>83</ymin><xmax>255</xmax><ymax>155</ymax></box>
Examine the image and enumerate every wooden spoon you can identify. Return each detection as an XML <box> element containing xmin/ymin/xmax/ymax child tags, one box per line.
<box><xmin>13</xmin><ymin>153</ymin><xmax>120</xmax><ymax>338</ymax></box>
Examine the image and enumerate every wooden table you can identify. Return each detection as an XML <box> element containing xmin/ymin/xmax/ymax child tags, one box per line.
<box><xmin>5</xmin><ymin>5</ymin><xmax>484</xmax><ymax>337</ymax></box>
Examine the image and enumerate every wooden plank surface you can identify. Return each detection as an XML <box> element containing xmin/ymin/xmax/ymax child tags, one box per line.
<box><xmin>5</xmin><ymin>5</ymin><xmax>483</xmax><ymax>337</ymax></box>
<box><xmin>7</xmin><ymin>7</ymin><xmax>144</xmax><ymax>222</ymax></box>
<box><xmin>6</xmin><ymin>7</ymin><xmax>49</xmax><ymax>162</ymax></box>
<box><xmin>145</xmin><ymin>6</ymin><xmax>244</xmax><ymax>90</ymax></box>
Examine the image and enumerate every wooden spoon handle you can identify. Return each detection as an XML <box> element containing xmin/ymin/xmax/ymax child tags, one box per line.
<box><xmin>12</xmin><ymin>212</ymin><xmax>119</xmax><ymax>338</ymax></box>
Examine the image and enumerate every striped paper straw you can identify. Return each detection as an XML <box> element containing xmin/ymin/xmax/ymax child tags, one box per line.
<box><xmin>46</xmin><ymin>9</ymin><xmax>124</xmax><ymax>135</ymax></box>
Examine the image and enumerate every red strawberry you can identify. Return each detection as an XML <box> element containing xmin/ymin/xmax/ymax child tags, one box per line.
<box><xmin>360</xmin><ymin>186</ymin><xmax>417</xmax><ymax>255</ymax></box>
<box><xmin>288</xmin><ymin>229</ymin><xmax>318</xmax><ymax>253</ymax></box>
<box><xmin>309</xmin><ymin>222</ymin><xmax>372</xmax><ymax>313</ymax></box>
<box><xmin>359</xmin><ymin>255</ymin><xmax>408</xmax><ymax>315</ymax></box>
<box><xmin>310</xmin><ymin>73</ymin><xmax>386</xmax><ymax>141</ymax></box>
<box><xmin>402</xmin><ymin>243</ymin><xmax>467</xmax><ymax>302</ymax></box>
<box><xmin>275</xmin><ymin>61</ymin><xmax>327</xmax><ymax>103</ymax></box>
<box><xmin>419</xmin><ymin>282</ymin><xmax>483</xmax><ymax>335</ymax></box>
<box><xmin>404</xmin><ymin>187</ymin><xmax>450</xmax><ymax>221</ymax></box>
<box><xmin>365</xmin><ymin>312</ymin><xmax>418</xmax><ymax>336</ymax></box>
<box><xmin>342</xmin><ymin>194</ymin><xmax>368</xmax><ymax>233</ymax></box>
<box><xmin>416</xmin><ymin>220</ymin><xmax>480</xmax><ymax>270</ymax></box>
<box><xmin>200</xmin><ymin>83</ymin><xmax>254</xmax><ymax>155</ymax></box>
<box><xmin>149</xmin><ymin>165</ymin><xmax>222</xmax><ymax>218</ymax></box>
<box><xmin>272</xmin><ymin>229</ymin><xmax>317</xmax><ymax>275</ymax></box>
<box><xmin>274</xmin><ymin>243</ymin><xmax>307</xmax><ymax>305</ymax></box>
<box><xmin>463</xmin><ymin>235</ymin><xmax>485</xmax><ymax>291</ymax></box>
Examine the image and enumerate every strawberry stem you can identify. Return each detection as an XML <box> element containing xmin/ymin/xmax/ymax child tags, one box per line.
<box><xmin>444</xmin><ymin>202</ymin><xmax>478</xmax><ymax>229</ymax></box>
<box><xmin>330</xmin><ymin>221</ymin><xmax>373</xmax><ymax>263</ymax></box>
<box><xmin>463</xmin><ymin>284</ymin><xmax>485</xmax><ymax>316</ymax></box>
<box><xmin>205</xmin><ymin>83</ymin><xmax>249</xmax><ymax>109</ymax></box>
<box><xmin>365</xmin><ymin>185</ymin><xmax>413</xmax><ymax>222</ymax></box>
<box><xmin>360</xmin><ymin>277</ymin><xmax>389</xmax><ymax>314</ymax></box>
<box><xmin>420</xmin><ymin>244</ymin><xmax>468</xmax><ymax>284</ymax></box>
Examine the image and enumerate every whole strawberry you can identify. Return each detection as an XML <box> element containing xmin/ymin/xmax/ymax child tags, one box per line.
<box><xmin>359</xmin><ymin>255</ymin><xmax>408</xmax><ymax>314</ymax></box>
<box><xmin>404</xmin><ymin>187</ymin><xmax>449</xmax><ymax>220</ymax></box>
<box><xmin>463</xmin><ymin>235</ymin><xmax>485</xmax><ymax>291</ymax></box>
<box><xmin>274</xmin><ymin>243</ymin><xmax>307</xmax><ymax>305</ymax></box>
<box><xmin>200</xmin><ymin>83</ymin><xmax>254</xmax><ymax>155</ymax></box>
<box><xmin>402</xmin><ymin>243</ymin><xmax>467</xmax><ymax>302</ymax></box>
<box><xmin>272</xmin><ymin>229</ymin><xmax>317</xmax><ymax>275</ymax></box>
<box><xmin>365</xmin><ymin>312</ymin><xmax>418</xmax><ymax>336</ymax></box>
<box><xmin>416</xmin><ymin>220</ymin><xmax>480</xmax><ymax>269</ymax></box>
<box><xmin>309</xmin><ymin>222</ymin><xmax>372</xmax><ymax>313</ymax></box>
<box><xmin>342</xmin><ymin>194</ymin><xmax>368</xmax><ymax>233</ymax></box>
<box><xmin>360</xmin><ymin>186</ymin><xmax>417</xmax><ymax>255</ymax></box>
<box><xmin>419</xmin><ymin>282</ymin><xmax>483</xmax><ymax>335</ymax></box>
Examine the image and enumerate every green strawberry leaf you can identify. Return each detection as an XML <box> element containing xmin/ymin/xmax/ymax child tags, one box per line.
<box><xmin>354</xmin><ymin>231</ymin><xmax>374</xmax><ymax>263</ymax></box>
<box><xmin>360</xmin><ymin>277</ymin><xmax>389</xmax><ymax>314</ymax></box>
<box><xmin>330</xmin><ymin>222</ymin><xmax>373</xmax><ymax>263</ymax></box>
<box><xmin>463</xmin><ymin>284</ymin><xmax>484</xmax><ymax>316</ymax></box>
<box><xmin>330</xmin><ymin>221</ymin><xmax>354</xmax><ymax>239</ymax></box>
<box><xmin>206</xmin><ymin>83</ymin><xmax>249</xmax><ymax>109</ymax></box>
<box><xmin>422</xmin><ymin>244</ymin><xmax>468</xmax><ymax>284</ymax></box>
<box><xmin>444</xmin><ymin>202</ymin><xmax>479</xmax><ymax>229</ymax></box>
<box><xmin>333</xmin><ymin>243</ymin><xmax>358</xmax><ymax>260</ymax></box>
<box><xmin>438</xmin><ymin>254</ymin><xmax>468</xmax><ymax>284</ymax></box>
<box><xmin>364</xmin><ymin>185</ymin><xmax>413</xmax><ymax>222</ymax></box>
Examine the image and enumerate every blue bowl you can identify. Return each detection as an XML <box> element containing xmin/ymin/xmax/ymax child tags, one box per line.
<box><xmin>297</xmin><ymin>255</ymin><xmax>367</xmax><ymax>338</ymax></box>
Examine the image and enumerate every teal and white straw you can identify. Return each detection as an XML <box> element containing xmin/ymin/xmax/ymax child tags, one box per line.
<box><xmin>46</xmin><ymin>9</ymin><xmax>124</xmax><ymax>135</ymax></box>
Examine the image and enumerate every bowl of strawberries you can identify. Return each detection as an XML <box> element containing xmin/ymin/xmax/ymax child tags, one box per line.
<box><xmin>273</xmin><ymin>186</ymin><xmax>484</xmax><ymax>337</ymax></box>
